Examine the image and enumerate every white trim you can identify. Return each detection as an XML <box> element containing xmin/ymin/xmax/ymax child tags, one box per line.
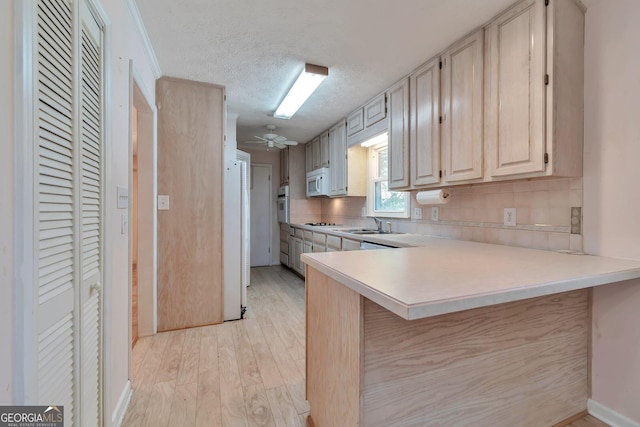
<box><xmin>588</xmin><ymin>399</ymin><xmax>640</xmax><ymax>427</ymax></box>
<box><xmin>111</xmin><ymin>380</ymin><xmax>132</xmax><ymax>427</ymax></box>
<box><xmin>13</xmin><ymin>0</ymin><xmax>37</xmax><ymax>404</ymax></box>
<box><xmin>124</xmin><ymin>0</ymin><xmax>162</xmax><ymax>79</ymax></box>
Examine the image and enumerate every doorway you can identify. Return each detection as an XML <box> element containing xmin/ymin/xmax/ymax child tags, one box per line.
<box><xmin>129</xmin><ymin>62</ymin><xmax>157</xmax><ymax>356</ymax></box>
<box><xmin>250</xmin><ymin>164</ymin><xmax>272</xmax><ymax>267</ymax></box>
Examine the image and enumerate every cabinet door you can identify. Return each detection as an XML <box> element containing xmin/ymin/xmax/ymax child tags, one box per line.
<box><xmin>302</xmin><ymin>241</ymin><xmax>312</xmax><ymax>276</ymax></box>
<box><xmin>280</xmin><ymin>147</ymin><xmax>289</xmax><ymax>185</ymax></box>
<box><xmin>410</xmin><ymin>57</ymin><xmax>440</xmax><ymax>187</ymax></box>
<box><xmin>364</xmin><ymin>93</ymin><xmax>387</xmax><ymax>127</ymax></box>
<box><xmin>442</xmin><ymin>29</ymin><xmax>484</xmax><ymax>182</ymax></box>
<box><xmin>388</xmin><ymin>78</ymin><xmax>410</xmax><ymax>189</ymax></box>
<box><xmin>312</xmin><ymin>137</ymin><xmax>321</xmax><ymax>170</ymax></box>
<box><xmin>347</xmin><ymin>108</ymin><xmax>364</xmax><ymax>136</ymax></box>
<box><xmin>329</xmin><ymin>121</ymin><xmax>348</xmax><ymax>196</ymax></box>
<box><xmin>306</xmin><ymin>141</ymin><xmax>313</xmax><ymax>173</ymax></box>
<box><xmin>320</xmin><ymin>131</ymin><xmax>330</xmax><ymax>168</ymax></box>
<box><xmin>485</xmin><ymin>0</ymin><xmax>546</xmax><ymax>177</ymax></box>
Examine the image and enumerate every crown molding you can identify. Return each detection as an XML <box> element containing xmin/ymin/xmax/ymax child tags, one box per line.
<box><xmin>124</xmin><ymin>0</ymin><xmax>162</xmax><ymax>79</ymax></box>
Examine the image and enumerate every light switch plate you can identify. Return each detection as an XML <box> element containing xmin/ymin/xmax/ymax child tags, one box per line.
<box><xmin>504</xmin><ymin>208</ymin><xmax>516</xmax><ymax>226</ymax></box>
<box><xmin>117</xmin><ymin>186</ymin><xmax>129</xmax><ymax>209</ymax></box>
<box><xmin>121</xmin><ymin>213</ymin><xmax>128</xmax><ymax>234</ymax></box>
<box><xmin>413</xmin><ymin>208</ymin><xmax>423</xmax><ymax>220</ymax></box>
<box><xmin>158</xmin><ymin>195</ymin><xmax>170</xmax><ymax>210</ymax></box>
<box><xmin>431</xmin><ymin>207</ymin><xmax>439</xmax><ymax>221</ymax></box>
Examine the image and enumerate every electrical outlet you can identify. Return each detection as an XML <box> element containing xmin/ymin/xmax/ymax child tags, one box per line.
<box><xmin>504</xmin><ymin>208</ymin><xmax>516</xmax><ymax>226</ymax></box>
<box><xmin>571</xmin><ymin>207</ymin><xmax>582</xmax><ymax>234</ymax></box>
<box><xmin>413</xmin><ymin>208</ymin><xmax>423</xmax><ymax>220</ymax></box>
<box><xmin>431</xmin><ymin>207</ymin><xmax>439</xmax><ymax>221</ymax></box>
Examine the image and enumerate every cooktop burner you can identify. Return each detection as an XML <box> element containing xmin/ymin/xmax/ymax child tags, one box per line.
<box><xmin>306</xmin><ymin>222</ymin><xmax>337</xmax><ymax>226</ymax></box>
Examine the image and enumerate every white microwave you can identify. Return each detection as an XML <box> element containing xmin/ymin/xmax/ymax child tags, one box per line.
<box><xmin>306</xmin><ymin>167</ymin><xmax>331</xmax><ymax>197</ymax></box>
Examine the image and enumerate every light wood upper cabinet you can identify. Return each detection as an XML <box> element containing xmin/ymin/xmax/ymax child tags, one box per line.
<box><xmin>280</xmin><ymin>147</ymin><xmax>289</xmax><ymax>185</ymax></box>
<box><xmin>410</xmin><ymin>57</ymin><xmax>440</xmax><ymax>187</ymax></box>
<box><xmin>388</xmin><ymin>78</ymin><xmax>410</xmax><ymax>190</ymax></box>
<box><xmin>485</xmin><ymin>0</ymin><xmax>583</xmax><ymax>180</ymax></box>
<box><xmin>442</xmin><ymin>29</ymin><xmax>484</xmax><ymax>183</ymax></box>
<box><xmin>311</xmin><ymin>136</ymin><xmax>321</xmax><ymax>170</ymax></box>
<box><xmin>485</xmin><ymin>0</ymin><xmax>545</xmax><ymax>177</ymax></box>
<box><xmin>320</xmin><ymin>131</ymin><xmax>330</xmax><ymax>168</ymax></box>
<box><xmin>306</xmin><ymin>140</ymin><xmax>313</xmax><ymax>172</ymax></box>
<box><xmin>364</xmin><ymin>93</ymin><xmax>387</xmax><ymax>128</ymax></box>
<box><xmin>329</xmin><ymin>121</ymin><xmax>348</xmax><ymax>196</ymax></box>
<box><xmin>347</xmin><ymin>109</ymin><xmax>364</xmax><ymax>137</ymax></box>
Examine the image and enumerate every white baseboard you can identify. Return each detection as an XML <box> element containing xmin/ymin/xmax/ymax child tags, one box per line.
<box><xmin>588</xmin><ymin>399</ymin><xmax>640</xmax><ymax>427</ymax></box>
<box><xmin>111</xmin><ymin>380</ymin><xmax>133</xmax><ymax>427</ymax></box>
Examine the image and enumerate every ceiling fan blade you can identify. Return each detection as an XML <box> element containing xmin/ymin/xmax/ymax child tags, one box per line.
<box><xmin>253</xmin><ymin>135</ymin><xmax>268</xmax><ymax>142</ymax></box>
<box><xmin>273</xmin><ymin>135</ymin><xmax>287</xmax><ymax>143</ymax></box>
<box><xmin>274</xmin><ymin>142</ymin><xmax>287</xmax><ymax>149</ymax></box>
<box><xmin>282</xmin><ymin>140</ymin><xmax>298</xmax><ymax>146</ymax></box>
<box><xmin>242</xmin><ymin>140</ymin><xmax>266</xmax><ymax>144</ymax></box>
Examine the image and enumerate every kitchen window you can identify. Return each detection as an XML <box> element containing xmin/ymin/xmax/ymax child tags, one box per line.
<box><xmin>365</xmin><ymin>135</ymin><xmax>409</xmax><ymax>218</ymax></box>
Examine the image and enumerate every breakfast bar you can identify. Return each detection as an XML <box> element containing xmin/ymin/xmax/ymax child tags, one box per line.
<box><xmin>301</xmin><ymin>239</ymin><xmax>640</xmax><ymax>426</ymax></box>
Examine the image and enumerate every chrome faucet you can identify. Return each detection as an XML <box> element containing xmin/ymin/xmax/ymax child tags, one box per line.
<box><xmin>372</xmin><ymin>217</ymin><xmax>383</xmax><ymax>232</ymax></box>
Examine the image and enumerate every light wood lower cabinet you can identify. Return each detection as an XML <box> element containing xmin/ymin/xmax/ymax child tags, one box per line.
<box><xmin>306</xmin><ymin>267</ymin><xmax>589</xmax><ymax>426</ymax></box>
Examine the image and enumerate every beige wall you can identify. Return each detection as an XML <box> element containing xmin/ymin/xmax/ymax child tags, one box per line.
<box><xmin>1</xmin><ymin>0</ymin><xmax>14</xmax><ymax>405</ymax></box>
<box><xmin>583</xmin><ymin>0</ymin><xmax>640</xmax><ymax>422</ymax></box>
<box><xmin>246</xmin><ymin>149</ymin><xmax>281</xmax><ymax>265</ymax></box>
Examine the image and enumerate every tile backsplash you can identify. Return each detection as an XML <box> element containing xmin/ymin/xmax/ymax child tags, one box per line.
<box><xmin>320</xmin><ymin>178</ymin><xmax>583</xmax><ymax>252</ymax></box>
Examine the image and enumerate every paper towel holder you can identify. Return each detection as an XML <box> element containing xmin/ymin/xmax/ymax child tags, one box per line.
<box><xmin>416</xmin><ymin>189</ymin><xmax>451</xmax><ymax>205</ymax></box>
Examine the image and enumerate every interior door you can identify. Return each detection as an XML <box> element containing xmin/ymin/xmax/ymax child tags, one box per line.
<box><xmin>250</xmin><ymin>164</ymin><xmax>272</xmax><ymax>266</ymax></box>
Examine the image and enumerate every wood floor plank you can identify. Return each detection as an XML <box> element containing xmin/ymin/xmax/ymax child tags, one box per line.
<box><xmin>168</xmin><ymin>382</ymin><xmax>198</xmax><ymax>427</ymax></box>
<box><xmin>234</xmin><ymin>321</ymin><xmax>263</xmax><ymax>388</ymax></box>
<box><xmin>177</xmin><ymin>328</ymin><xmax>202</xmax><ymax>385</ymax></box>
<box><xmin>142</xmin><ymin>380</ymin><xmax>175</xmax><ymax>427</ymax></box>
<box><xmin>219</xmin><ymin>344</ymin><xmax>249</xmax><ymax>426</ymax></box>
<box><xmin>121</xmin><ymin>384</ymin><xmax>152</xmax><ymax>427</ymax></box>
<box><xmin>134</xmin><ymin>332</ymin><xmax>170</xmax><ymax>386</ymax></box>
<box><xmin>199</xmin><ymin>331</ymin><xmax>219</xmax><ymax>374</ymax></box>
<box><xmin>156</xmin><ymin>330</ymin><xmax>186</xmax><ymax>384</ymax></box>
<box><xmin>244</xmin><ymin>318</ymin><xmax>266</xmax><ymax>346</ymax></box>
<box><xmin>265</xmin><ymin>385</ymin><xmax>303</xmax><ymax>427</ymax></box>
<box><xmin>286</xmin><ymin>381</ymin><xmax>310</xmax><ymax>415</ymax></box>
<box><xmin>244</xmin><ymin>383</ymin><xmax>276</xmax><ymax>427</ymax></box>
<box><xmin>253</xmin><ymin>342</ymin><xmax>284</xmax><ymax>390</ymax></box>
<box><xmin>196</xmin><ymin>369</ymin><xmax>222</xmax><ymax>427</ymax></box>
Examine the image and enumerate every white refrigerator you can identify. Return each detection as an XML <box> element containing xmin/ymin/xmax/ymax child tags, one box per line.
<box><xmin>223</xmin><ymin>150</ymin><xmax>251</xmax><ymax>320</ymax></box>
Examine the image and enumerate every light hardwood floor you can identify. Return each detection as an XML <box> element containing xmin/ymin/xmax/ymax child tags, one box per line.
<box><xmin>122</xmin><ymin>265</ymin><xmax>608</xmax><ymax>427</ymax></box>
<box><xmin>122</xmin><ymin>265</ymin><xmax>309</xmax><ymax>427</ymax></box>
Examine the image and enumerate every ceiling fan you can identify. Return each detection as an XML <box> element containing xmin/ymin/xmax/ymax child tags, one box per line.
<box><xmin>243</xmin><ymin>125</ymin><xmax>298</xmax><ymax>149</ymax></box>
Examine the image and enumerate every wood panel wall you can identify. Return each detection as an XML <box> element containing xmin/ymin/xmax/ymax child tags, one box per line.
<box><xmin>306</xmin><ymin>268</ymin><xmax>362</xmax><ymax>427</ymax></box>
<box><xmin>157</xmin><ymin>77</ymin><xmax>225</xmax><ymax>331</ymax></box>
<box><xmin>362</xmin><ymin>290</ymin><xmax>589</xmax><ymax>426</ymax></box>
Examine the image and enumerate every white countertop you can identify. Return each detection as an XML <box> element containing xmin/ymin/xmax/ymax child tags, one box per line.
<box><xmin>301</xmin><ymin>237</ymin><xmax>640</xmax><ymax>320</ymax></box>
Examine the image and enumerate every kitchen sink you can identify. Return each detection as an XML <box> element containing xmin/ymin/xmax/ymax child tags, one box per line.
<box><xmin>335</xmin><ymin>228</ymin><xmax>402</xmax><ymax>235</ymax></box>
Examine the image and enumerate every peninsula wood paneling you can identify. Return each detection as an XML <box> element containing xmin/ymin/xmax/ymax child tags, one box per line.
<box><xmin>306</xmin><ymin>267</ymin><xmax>362</xmax><ymax>427</ymax></box>
<box><xmin>362</xmin><ymin>290</ymin><xmax>589</xmax><ymax>426</ymax></box>
<box><xmin>157</xmin><ymin>77</ymin><xmax>225</xmax><ymax>331</ymax></box>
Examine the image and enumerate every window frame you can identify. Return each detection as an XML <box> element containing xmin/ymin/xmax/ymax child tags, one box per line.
<box><xmin>366</xmin><ymin>142</ymin><xmax>410</xmax><ymax>219</ymax></box>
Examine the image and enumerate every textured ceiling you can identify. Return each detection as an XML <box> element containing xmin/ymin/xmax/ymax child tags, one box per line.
<box><xmin>136</xmin><ymin>0</ymin><xmax>516</xmax><ymax>145</ymax></box>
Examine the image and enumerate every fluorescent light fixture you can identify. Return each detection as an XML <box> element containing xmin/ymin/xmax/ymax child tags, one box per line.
<box><xmin>274</xmin><ymin>63</ymin><xmax>328</xmax><ymax>119</ymax></box>
<box><xmin>360</xmin><ymin>132</ymin><xmax>388</xmax><ymax>148</ymax></box>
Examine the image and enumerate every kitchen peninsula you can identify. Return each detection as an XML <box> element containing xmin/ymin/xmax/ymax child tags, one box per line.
<box><xmin>302</xmin><ymin>239</ymin><xmax>640</xmax><ymax>426</ymax></box>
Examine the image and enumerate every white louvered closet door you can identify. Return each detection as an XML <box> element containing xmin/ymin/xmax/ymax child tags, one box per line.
<box><xmin>35</xmin><ymin>1</ymin><xmax>76</xmax><ymax>425</ymax></box>
<box><xmin>79</xmin><ymin>2</ymin><xmax>103</xmax><ymax>426</ymax></box>
<box><xmin>34</xmin><ymin>0</ymin><xmax>104</xmax><ymax>426</ymax></box>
